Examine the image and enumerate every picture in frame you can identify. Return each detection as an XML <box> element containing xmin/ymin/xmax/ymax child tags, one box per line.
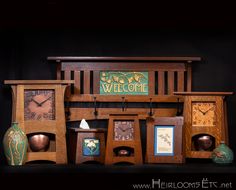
<box><xmin>154</xmin><ymin>125</ymin><xmax>174</xmax><ymax>156</ymax></box>
<box><xmin>146</xmin><ymin>117</ymin><xmax>185</xmax><ymax>163</ymax></box>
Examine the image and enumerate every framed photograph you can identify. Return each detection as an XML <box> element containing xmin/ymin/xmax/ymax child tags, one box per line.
<box><xmin>146</xmin><ymin>117</ymin><xmax>185</xmax><ymax>163</ymax></box>
<box><xmin>154</xmin><ymin>125</ymin><xmax>174</xmax><ymax>156</ymax></box>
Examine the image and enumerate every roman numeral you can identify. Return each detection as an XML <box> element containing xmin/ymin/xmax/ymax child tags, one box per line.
<box><xmin>30</xmin><ymin>112</ymin><xmax>36</xmax><ymax>119</ymax></box>
<box><xmin>43</xmin><ymin>113</ymin><xmax>49</xmax><ymax>119</ymax></box>
<box><xmin>37</xmin><ymin>114</ymin><xmax>42</xmax><ymax>120</ymax></box>
<box><xmin>36</xmin><ymin>90</ymin><xmax>40</xmax><ymax>95</ymax></box>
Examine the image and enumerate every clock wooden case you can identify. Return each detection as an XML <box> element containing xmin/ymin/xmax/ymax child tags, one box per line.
<box><xmin>174</xmin><ymin>92</ymin><xmax>233</xmax><ymax>159</ymax></box>
<box><xmin>4</xmin><ymin>80</ymin><xmax>74</xmax><ymax>163</ymax></box>
<box><xmin>105</xmin><ymin>114</ymin><xmax>142</xmax><ymax>165</ymax></box>
<box><xmin>145</xmin><ymin>117</ymin><xmax>185</xmax><ymax>163</ymax></box>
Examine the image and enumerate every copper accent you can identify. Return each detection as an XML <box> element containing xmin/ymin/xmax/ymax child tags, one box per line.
<box><xmin>195</xmin><ymin>135</ymin><xmax>213</xmax><ymax>151</ymax></box>
<box><xmin>24</xmin><ymin>90</ymin><xmax>55</xmax><ymax>120</ymax></box>
<box><xmin>118</xmin><ymin>149</ymin><xmax>130</xmax><ymax>157</ymax></box>
<box><xmin>29</xmin><ymin>134</ymin><xmax>50</xmax><ymax>152</ymax></box>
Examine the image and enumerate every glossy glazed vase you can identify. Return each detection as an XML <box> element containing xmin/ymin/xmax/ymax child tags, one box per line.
<box><xmin>212</xmin><ymin>141</ymin><xmax>234</xmax><ymax>164</ymax></box>
<box><xmin>3</xmin><ymin>122</ymin><xmax>28</xmax><ymax>165</ymax></box>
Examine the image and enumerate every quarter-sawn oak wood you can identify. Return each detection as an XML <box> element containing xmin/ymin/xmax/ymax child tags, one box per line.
<box><xmin>4</xmin><ymin>80</ymin><xmax>74</xmax><ymax>164</ymax></box>
<box><xmin>145</xmin><ymin>117</ymin><xmax>185</xmax><ymax>163</ymax></box>
<box><xmin>174</xmin><ymin>92</ymin><xmax>233</xmax><ymax>159</ymax></box>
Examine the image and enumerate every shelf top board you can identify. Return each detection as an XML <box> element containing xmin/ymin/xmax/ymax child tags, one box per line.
<box><xmin>4</xmin><ymin>80</ymin><xmax>74</xmax><ymax>85</ymax></box>
<box><xmin>47</xmin><ymin>56</ymin><xmax>201</xmax><ymax>62</ymax></box>
<box><xmin>174</xmin><ymin>92</ymin><xmax>233</xmax><ymax>96</ymax></box>
<box><xmin>69</xmin><ymin>128</ymin><xmax>107</xmax><ymax>133</ymax></box>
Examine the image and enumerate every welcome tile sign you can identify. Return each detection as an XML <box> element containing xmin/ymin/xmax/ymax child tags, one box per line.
<box><xmin>100</xmin><ymin>71</ymin><xmax>148</xmax><ymax>95</ymax></box>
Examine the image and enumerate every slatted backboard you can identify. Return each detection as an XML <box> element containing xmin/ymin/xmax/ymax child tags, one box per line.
<box><xmin>48</xmin><ymin>57</ymin><xmax>201</xmax><ymax>120</ymax></box>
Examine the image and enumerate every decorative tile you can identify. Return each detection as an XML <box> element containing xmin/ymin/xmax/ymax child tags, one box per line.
<box><xmin>83</xmin><ymin>138</ymin><xmax>100</xmax><ymax>156</ymax></box>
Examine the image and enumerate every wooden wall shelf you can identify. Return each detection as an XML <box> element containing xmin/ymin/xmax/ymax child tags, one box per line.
<box><xmin>68</xmin><ymin>94</ymin><xmax>184</xmax><ymax>102</ymax></box>
<box><xmin>48</xmin><ymin>56</ymin><xmax>201</xmax><ymax>123</ymax></box>
<box><xmin>48</xmin><ymin>56</ymin><xmax>201</xmax><ymax>62</ymax></box>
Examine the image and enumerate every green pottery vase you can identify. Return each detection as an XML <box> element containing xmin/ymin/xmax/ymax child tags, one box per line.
<box><xmin>3</xmin><ymin>122</ymin><xmax>28</xmax><ymax>165</ymax></box>
<box><xmin>212</xmin><ymin>141</ymin><xmax>234</xmax><ymax>164</ymax></box>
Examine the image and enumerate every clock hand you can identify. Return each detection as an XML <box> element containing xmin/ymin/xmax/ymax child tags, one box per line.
<box><xmin>31</xmin><ymin>98</ymin><xmax>41</xmax><ymax>106</ymax></box>
<box><xmin>123</xmin><ymin>127</ymin><xmax>133</xmax><ymax>132</ymax></box>
<box><xmin>203</xmin><ymin>106</ymin><xmax>214</xmax><ymax>115</ymax></box>
<box><xmin>119</xmin><ymin>126</ymin><xmax>128</xmax><ymax>132</ymax></box>
<box><xmin>118</xmin><ymin>126</ymin><xmax>123</xmax><ymax>132</ymax></box>
<box><xmin>38</xmin><ymin>96</ymin><xmax>51</xmax><ymax>106</ymax></box>
<box><xmin>197</xmin><ymin>107</ymin><xmax>205</xmax><ymax>115</ymax></box>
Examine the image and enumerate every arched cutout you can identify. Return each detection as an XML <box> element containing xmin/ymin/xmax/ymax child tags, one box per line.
<box><xmin>27</xmin><ymin>133</ymin><xmax>55</xmax><ymax>152</ymax></box>
<box><xmin>192</xmin><ymin>134</ymin><xmax>215</xmax><ymax>151</ymax></box>
<box><xmin>113</xmin><ymin>146</ymin><xmax>134</xmax><ymax>157</ymax></box>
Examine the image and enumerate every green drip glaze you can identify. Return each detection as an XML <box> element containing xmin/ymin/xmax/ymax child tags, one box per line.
<box><xmin>3</xmin><ymin>122</ymin><xmax>28</xmax><ymax>165</ymax></box>
<box><xmin>212</xmin><ymin>141</ymin><xmax>234</xmax><ymax>164</ymax></box>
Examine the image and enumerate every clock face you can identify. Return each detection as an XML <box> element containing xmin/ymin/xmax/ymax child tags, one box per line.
<box><xmin>192</xmin><ymin>102</ymin><xmax>216</xmax><ymax>126</ymax></box>
<box><xmin>24</xmin><ymin>90</ymin><xmax>55</xmax><ymax>120</ymax></box>
<box><xmin>114</xmin><ymin>121</ymin><xmax>134</xmax><ymax>141</ymax></box>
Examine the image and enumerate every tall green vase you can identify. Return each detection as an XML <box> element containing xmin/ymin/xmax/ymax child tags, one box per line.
<box><xmin>212</xmin><ymin>141</ymin><xmax>234</xmax><ymax>164</ymax></box>
<box><xmin>3</xmin><ymin>122</ymin><xmax>28</xmax><ymax>165</ymax></box>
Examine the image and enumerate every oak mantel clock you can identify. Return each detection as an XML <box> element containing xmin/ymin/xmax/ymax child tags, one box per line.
<box><xmin>174</xmin><ymin>92</ymin><xmax>233</xmax><ymax>159</ymax></box>
<box><xmin>105</xmin><ymin>114</ymin><xmax>142</xmax><ymax>165</ymax></box>
<box><xmin>4</xmin><ymin>80</ymin><xmax>74</xmax><ymax>164</ymax></box>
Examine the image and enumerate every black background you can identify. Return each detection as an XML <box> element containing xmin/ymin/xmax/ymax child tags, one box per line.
<box><xmin>1</xmin><ymin>1</ymin><xmax>236</xmax><ymax>189</ymax></box>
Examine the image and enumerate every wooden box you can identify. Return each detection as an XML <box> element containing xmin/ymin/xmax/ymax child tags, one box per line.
<box><xmin>68</xmin><ymin>128</ymin><xmax>106</xmax><ymax>164</ymax></box>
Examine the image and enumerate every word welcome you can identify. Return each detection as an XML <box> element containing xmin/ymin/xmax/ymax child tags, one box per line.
<box><xmin>101</xmin><ymin>83</ymin><xmax>148</xmax><ymax>94</ymax></box>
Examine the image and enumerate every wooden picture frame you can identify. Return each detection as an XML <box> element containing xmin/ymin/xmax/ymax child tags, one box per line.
<box><xmin>154</xmin><ymin>125</ymin><xmax>175</xmax><ymax>156</ymax></box>
<box><xmin>145</xmin><ymin>117</ymin><xmax>185</xmax><ymax>163</ymax></box>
